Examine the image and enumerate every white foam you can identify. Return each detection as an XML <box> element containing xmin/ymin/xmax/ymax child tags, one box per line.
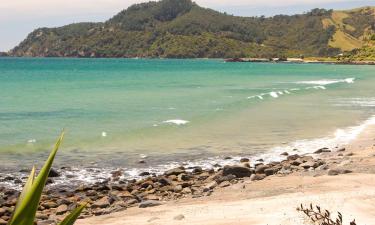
<box><xmin>27</xmin><ymin>139</ymin><xmax>36</xmax><ymax>143</ymax></box>
<box><xmin>295</xmin><ymin>77</ymin><xmax>355</xmax><ymax>85</ymax></box>
<box><xmin>305</xmin><ymin>86</ymin><xmax>326</xmax><ymax>90</ymax></box>
<box><xmin>101</xmin><ymin>132</ymin><xmax>107</xmax><ymax>137</ymax></box>
<box><xmin>345</xmin><ymin>78</ymin><xmax>355</xmax><ymax>83</ymax></box>
<box><xmin>162</xmin><ymin>119</ymin><xmax>190</xmax><ymax>125</ymax></box>
<box><xmin>126</xmin><ymin>115</ymin><xmax>374</xmax><ymax>179</ymax></box>
<box><xmin>284</xmin><ymin>90</ymin><xmax>291</xmax><ymax>94</ymax></box>
<box><xmin>269</xmin><ymin>92</ymin><xmax>279</xmax><ymax>98</ymax></box>
<box><xmin>8</xmin><ymin>116</ymin><xmax>374</xmax><ymax>191</ymax></box>
<box><xmin>334</xmin><ymin>98</ymin><xmax>375</xmax><ymax>107</ymax></box>
<box><xmin>315</xmin><ymin>86</ymin><xmax>326</xmax><ymax>90</ymax></box>
<box><xmin>264</xmin><ymin>115</ymin><xmax>375</xmax><ymax>162</ymax></box>
<box><xmin>247</xmin><ymin>95</ymin><xmax>264</xmax><ymax>100</ymax></box>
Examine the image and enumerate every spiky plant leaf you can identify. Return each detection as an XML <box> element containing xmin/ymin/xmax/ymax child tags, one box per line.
<box><xmin>8</xmin><ymin>132</ymin><xmax>64</xmax><ymax>225</ymax></box>
<box><xmin>16</xmin><ymin>166</ymin><xmax>36</xmax><ymax>207</ymax></box>
<box><xmin>59</xmin><ymin>203</ymin><xmax>87</xmax><ymax>225</ymax></box>
<box><xmin>8</xmin><ymin>166</ymin><xmax>36</xmax><ymax>223</ymax></box>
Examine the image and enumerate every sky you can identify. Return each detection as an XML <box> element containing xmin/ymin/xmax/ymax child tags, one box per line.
<box><xmin>0</xmin><ymin>0</ymin><xmax>374</xmax><ymax>51</ymax></box>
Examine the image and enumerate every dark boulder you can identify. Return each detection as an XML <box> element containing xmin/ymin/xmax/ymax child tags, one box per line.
<box><xmin>287</xmin><ymin>154</ymin><xmax>300</xmax><ymax>161</ymax></box>
<box><xmin>222</xmin><ymin>165</ymin><xmax>252</xmax><ymax>178</ymax></box>
<box><xmin>255</xmin><ymin>164</ymin><xmax>269</xmax><ymax>174</ymax></box>
<box><xmin>139</xmin><ymin>171</ymin><xmax>151</xmax><ymax>176</ymax></box>
<box><xmin>157</xmin><ymin>177</ymin><xmax>172</xmax><ymax>186</ymax></box>
<box><xmin>164</xmin><ymin>167</ymin><xmax>185</xmax><ymax>176</ymax></box>
<box><xmin>315</xmin><ymin>148</ymin><xmax>331</xmax><ymax>154</ymax></box>
<box><xmin>48</xmin><ymin>168</ymin><xmax>60</xmax><ymax>177</ymax></box>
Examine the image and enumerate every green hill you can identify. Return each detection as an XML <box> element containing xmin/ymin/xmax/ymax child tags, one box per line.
<box><xmin>322</xmin><ymin>6</ymin><xmax>374</xmax><ymax>51</ymax></box>
<box><xmin>338</xmin><ymin>34</ymin><xmax>375</xmax><ymax>61</ymax></box>
<box><xmin>8</xmin><ymin>0</ymin><xmax>375</xmax><ymax>58</ymax></box>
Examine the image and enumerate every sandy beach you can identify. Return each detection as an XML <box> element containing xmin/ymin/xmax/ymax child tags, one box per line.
<box><xmin>76</xmin><ymin>125</ymin><xmax>375</xmax><ymax>225</ymax></box>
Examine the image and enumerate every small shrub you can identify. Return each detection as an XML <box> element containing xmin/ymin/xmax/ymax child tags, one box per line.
<box><xmin>297</xmin><ymin>203</ymin><xmax>357</xmax><ymax>225</ymax></box>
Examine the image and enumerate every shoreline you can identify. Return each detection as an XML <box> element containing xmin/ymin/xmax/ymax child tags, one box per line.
<box><xmin>1</xmin><ymin>114</ymin><xmax>373</xmax><ymax>192</ymax></box>
<box><xmin>1</xmin><ymin>121</ymin><xmax>374</xmax><ymax>224</ymax></box>
<box><xmin>1</xmin><ymin>56</ymin><xmax>375</xmax><ymax>65</ymax></box>
<box><xmin>224</xmin><ymin>57</ymin><xmax>375</xmax><ymax>65</ymax></box>
<box><xmin>75</xmin><ymin>123</ymin><xmax>375</xmax><ymax>225</ymax></box>
<box><xmin>0</xmin><ymin>116</ymin><xmax>375</xmax><ymax>190</ymax></box>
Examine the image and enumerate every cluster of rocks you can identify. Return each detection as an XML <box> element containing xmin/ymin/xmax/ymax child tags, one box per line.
<box><xmin>0</xmin><ymin>153</ymin><xmax>337</xmax><ymax>225</ymax></box>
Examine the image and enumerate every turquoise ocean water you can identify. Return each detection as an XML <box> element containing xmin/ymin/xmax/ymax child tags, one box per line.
<box><xmin>0</xmin><ymin>58</ymin><xmax>374</xmax><ymax>181</ymax></box>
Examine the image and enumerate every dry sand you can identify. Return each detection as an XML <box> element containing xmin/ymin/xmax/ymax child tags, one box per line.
<box><xmin>77</xmin><ymin>125</ymin><xmax>375</xmax><ymax>225</ymax></box>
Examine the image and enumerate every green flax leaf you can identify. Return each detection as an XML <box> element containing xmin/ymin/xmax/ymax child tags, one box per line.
<box><xmin>8</xmin><ymin>132</ymin><xmax>64</xmax><ymax>225</ymax></box>
<box><xmin>59</xmin><ymin>203</ymin><xmax>87</xmax><ymax>225</ymax></box>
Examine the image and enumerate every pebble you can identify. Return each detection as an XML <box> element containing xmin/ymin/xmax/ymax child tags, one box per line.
<box><xmin>204</xmin><ymin>181</ymin><xmax>218</xmax><ymax>191</ymax></box>
<box><xmin>0</xmin><ymin>153</ymin><xmax>337</xmax><ymax>225</ymax></box>
<box><xmin>314</xmin><ymin>148</ymin><xmax>331</xmax><ymax>154</ymax></box>
<box><xmin>0</xmin><ymin>219</ymin><xmax>7</xmax><ymax>225</ymax></box>
<box><xmin>139</xmin><ymin>171</ymin><xmax>150</xmax><ymax>176</ymax></box>
<box><xmin>219</xmin><ymin>181</ymin><xmax>231</xmax><ymax>187</ymax></box>
<box><xmin>0</xmin><ymin>208</ymin><xmax>5</xmax><ymax>216</ymax></box>
<box><xmin>139</xmin><ymin>200</ymin><xmax>162</xmax><ymax>208</ymax></box>
<box><xmin>328</xmin><ymin>169</ymin><xmax>353</xmax><ymax>176</ymax></box>
<box><xmin>147</xmin><ymin>217</ymin><xmax>160</xmax><ymax>222</ymax></box>
<box><xmin>250</xmin><ymin>174</ymin><xmax>266</xmax><ymax>181</ymax></box>
<box><xmin>92</xmin><ymin>196</ymin><xmax>113</xmax><ymax>208</ymax></box>
<box><xmin>56</xmin><ymin>204</ymin><xmax>68</xmax><ymax>215</ymax></box>
<box><xmin>164</xmin><ymin>167</ymin><xmax>185</xmax><ymax>176</ymax></box>
<box><xmin>174</xmin><ymin>214</ymin><xmax>185</xmax><ymax>220</ymax></box>
<box><xmin>240</xmin><ymin>158</ymin><xmax>249</xmax><ymax>163</ymax></box>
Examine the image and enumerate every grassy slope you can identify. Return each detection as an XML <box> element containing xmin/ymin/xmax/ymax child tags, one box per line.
<box><xmin>322</xmin><ymin>7</ymin><xmax>374</xmax><ymax>51</ymax></box>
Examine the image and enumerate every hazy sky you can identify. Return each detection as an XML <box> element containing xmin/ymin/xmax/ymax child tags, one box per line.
<box><xmin>0</xmin><ymin>0</ymin><xmax>374</xmax><ymax>51</ymax></box>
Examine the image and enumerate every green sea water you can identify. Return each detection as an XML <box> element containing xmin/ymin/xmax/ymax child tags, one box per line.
<box><xmin>0</xmin><ymin>58</ymin><xmax>374</xmax><ymax>173</ymax></box>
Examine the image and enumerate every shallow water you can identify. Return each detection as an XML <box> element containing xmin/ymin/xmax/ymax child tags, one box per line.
<box><xmin>0</xmin><ymin>58</ymin><xmax>374</xmax><ymax>177</ymax></box>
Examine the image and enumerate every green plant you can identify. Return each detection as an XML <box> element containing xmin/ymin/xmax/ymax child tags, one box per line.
<box><xmin>8</xmin><ymin>132</ymin><xmax>86</xmax><ymax>225</ymax></box>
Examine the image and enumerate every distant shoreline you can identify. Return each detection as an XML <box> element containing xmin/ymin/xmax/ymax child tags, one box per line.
<box><xmin>224</xmin><ymin>57</ymin><xmax>375</xmax><ymax>65</ymax></box>
<box><xmin>1</xmin><ymin>56</ymin><xmax>375</xmax><ymax>65</ymax></box>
